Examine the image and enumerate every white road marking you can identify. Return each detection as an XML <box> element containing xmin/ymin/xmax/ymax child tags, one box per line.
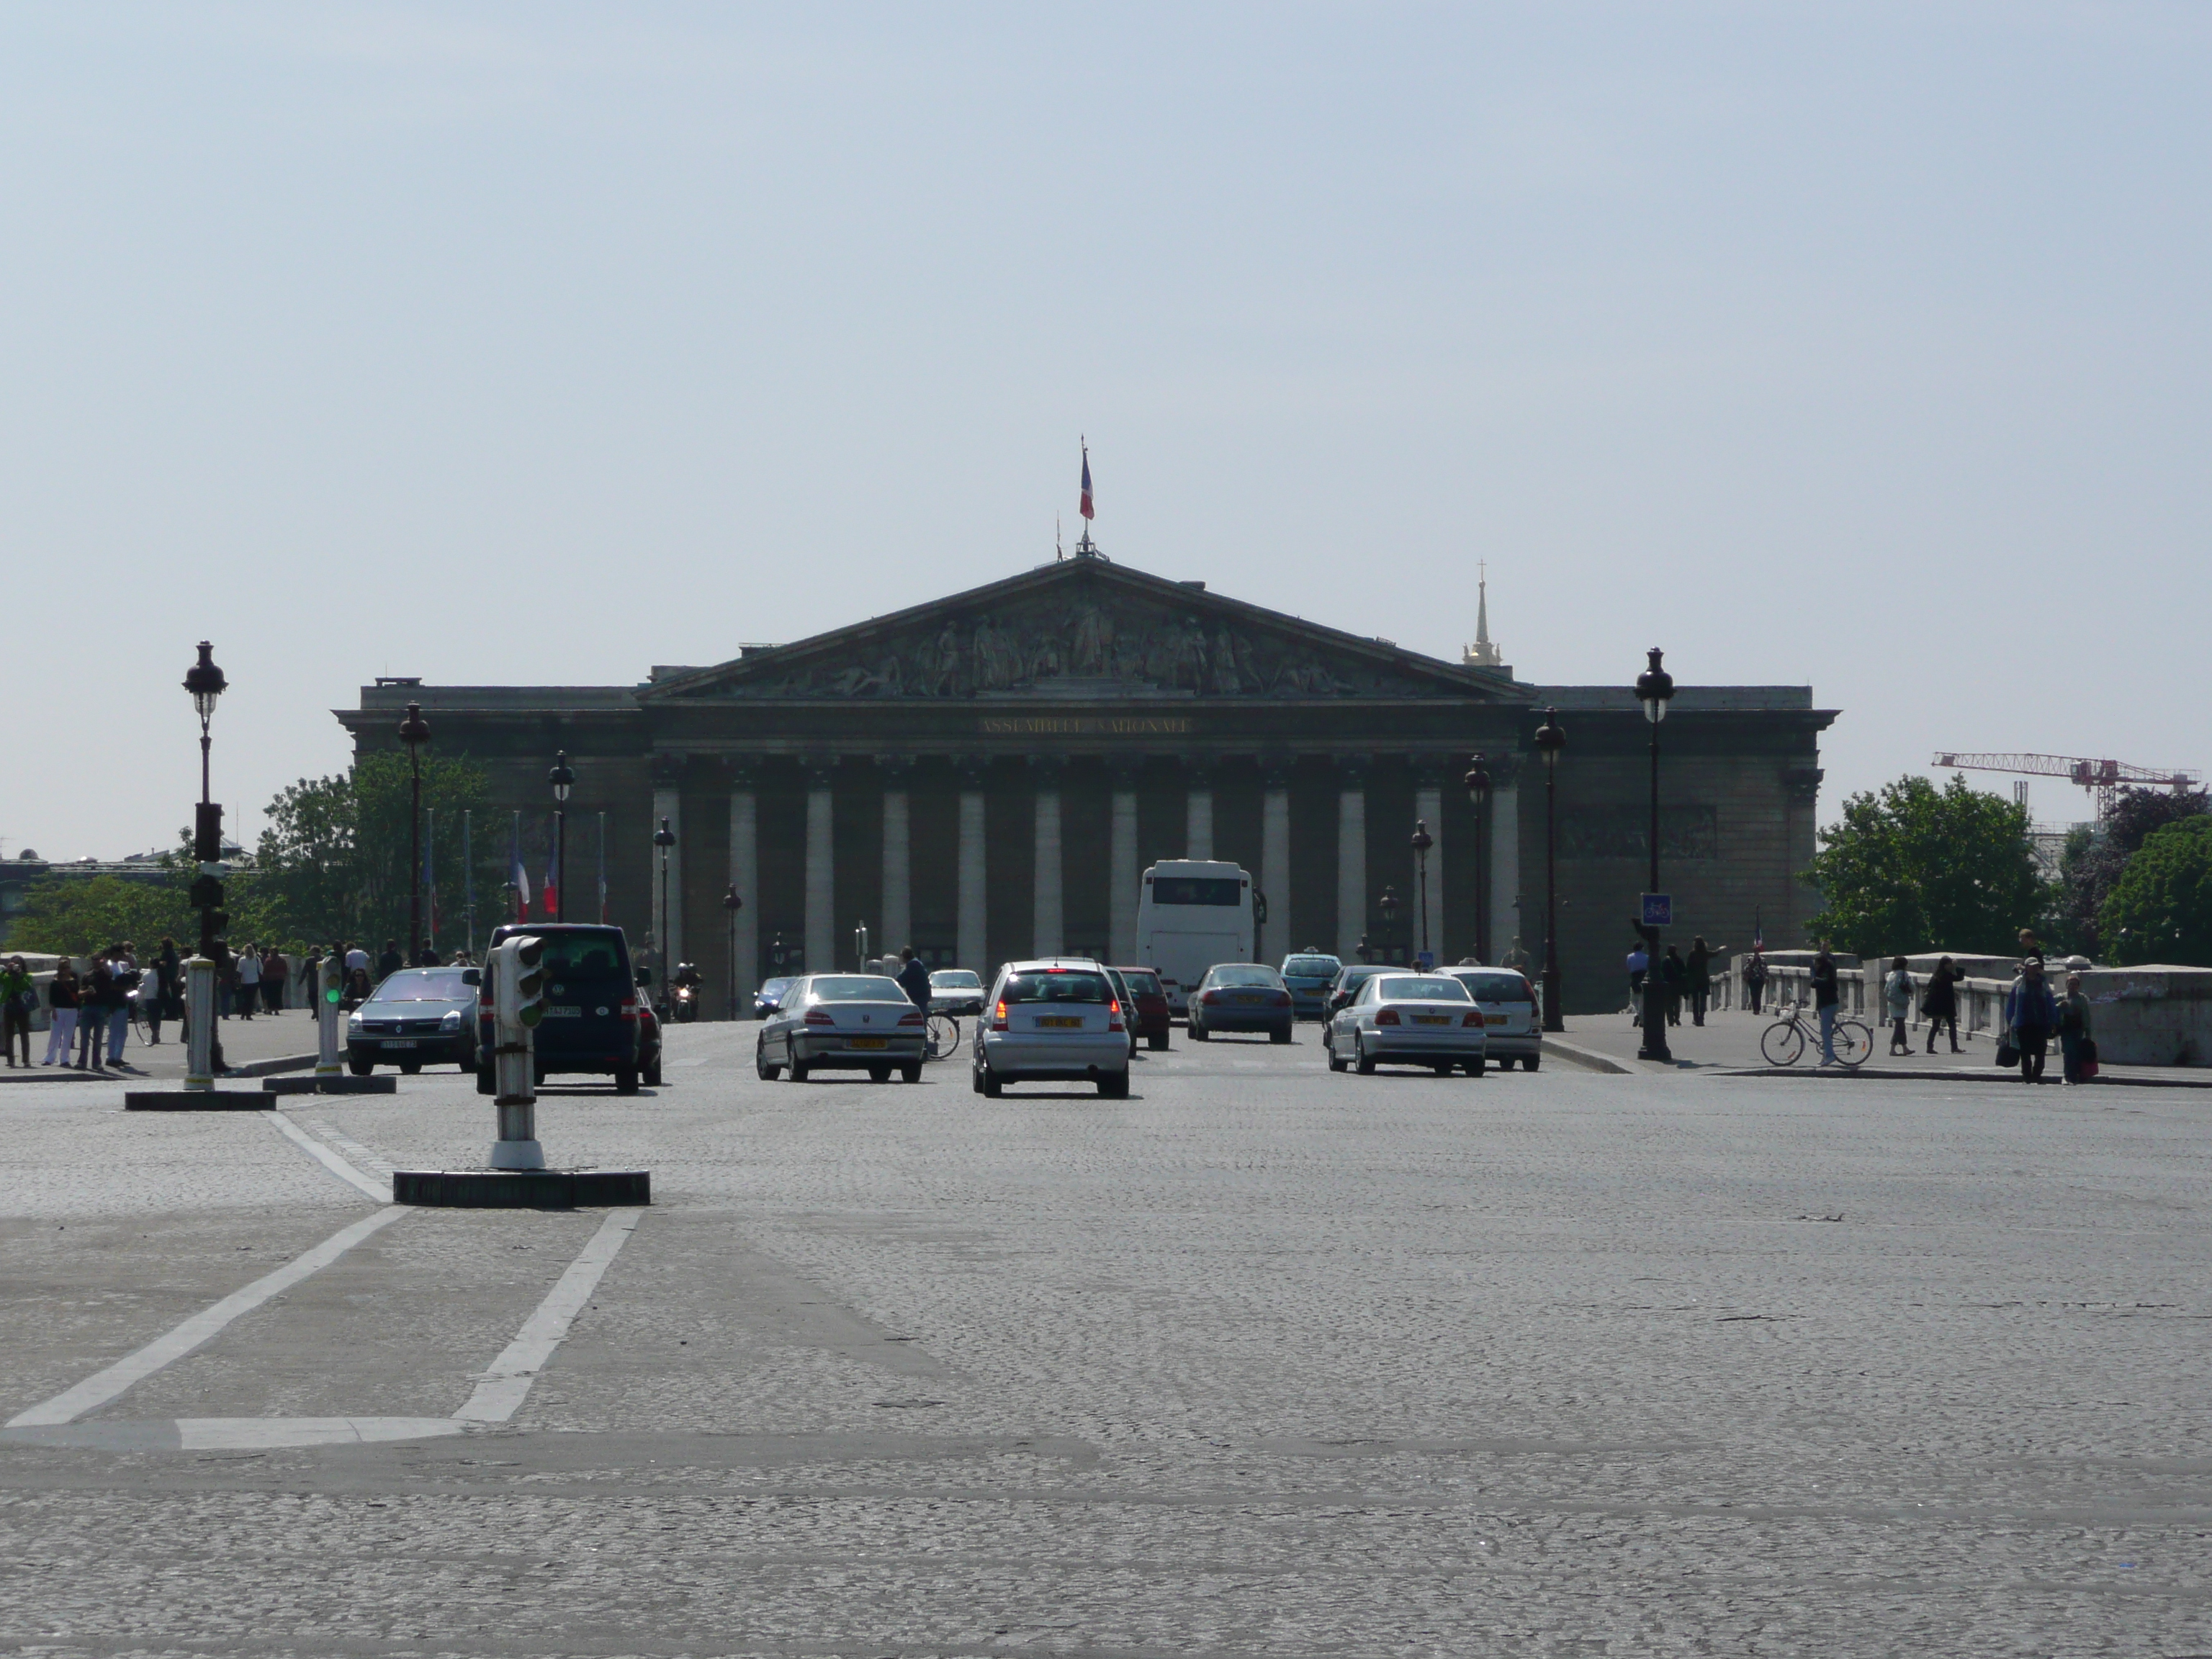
<box><xmin>178</xmin><ymin>1416</ymin><xmax>464</xmax><ymax>1449</ymax></box>
<box><xmin>5</xmin><ymin>1205</ymin><xmax>411</xmax><ymax>1428</ymax></box>
<box><xmin>264</xmin><ymin>1110</ymin><xmax>391</xmax><ymax>1201</ymax></box>
<box><xmin>454</xmin><ymin>1207</ymin><xmax>644</xmax><ymax>1424</ymax></box>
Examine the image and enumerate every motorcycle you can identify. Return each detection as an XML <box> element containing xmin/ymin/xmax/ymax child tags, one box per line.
<box><xmin>671</xmin><ymin>967</ymin><xmax>701</xmax><ymax>1023</ymax></box>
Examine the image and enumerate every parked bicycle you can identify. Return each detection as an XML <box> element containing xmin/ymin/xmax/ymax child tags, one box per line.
<box><xmin>925</xmin><ymin>1013</ymin><xmax>963</xmax><ymax>1061</ymax></box>
<box><xmin>1761</xmin><ymin>1002</ymin><xmax>1871</xmax><ymax>1068</ymax></box>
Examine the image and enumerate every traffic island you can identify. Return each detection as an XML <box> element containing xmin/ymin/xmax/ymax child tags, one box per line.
<box><xmin>263</xmin><ymin>1074</ymin><xmax>397</xmax><ymax>1096</ymax></box>
<box><xmin>393</xmin><ymin>1169</ymin><xmax>651</xmax><ymax>1208</ymax></box>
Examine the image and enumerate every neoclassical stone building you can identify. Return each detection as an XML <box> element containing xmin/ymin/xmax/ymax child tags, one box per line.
<box><xmin>338</xmin><ymin>557</ymin><xmax>1834</xmax><ymax>1015</ymax></box>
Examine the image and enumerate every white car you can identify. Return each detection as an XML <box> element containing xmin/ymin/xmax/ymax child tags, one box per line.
<box><xmin>928</xmin><ymin>968</ymin><xmax>986</xmax><ymax>1017</ymax></box>
<box><xmin>1324</xmin><ymin>972</ymin><xmax>1488</xmax><ymax>1076</ymax></box>
<box><xmin>1445</xmin><ymin>966</ymin><xmax>1542</xmax><ymax>1069</ymax></box>
<box><xmin>756</xmin><ymin>974</ymin><xmax>927</xmax><ymax>1083</ymax></box>
<box><xmin>973</xmin><ymin>958</ymin><xmax>1132</xmax><ymax>1098</ymax></box>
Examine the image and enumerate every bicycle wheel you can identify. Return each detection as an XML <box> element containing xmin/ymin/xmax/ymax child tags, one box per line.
<box><xmin>925</xmin><ymin>1014</ymin><xmax>961</xmax><ymax>1061</ymax></box>
<box><xmin>1832</xmin><ymin>1020</ymin><xmax>1873</xmax><ymax>1068</ymax></box>
<box><xmin>1760</xmin><ymin>1019</ymin><xmax>1805</xmax><ymax>1066</ymax></box>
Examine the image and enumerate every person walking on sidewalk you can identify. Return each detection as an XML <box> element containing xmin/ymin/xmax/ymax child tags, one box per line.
<box><xmin>1686</xmin><ymin>937</ymin><xmax>1727</xmax><ymax>1026</ymax></box>
<box><xmin>1921</xmin><ymin>956</ymin><xmax>1961</xmax><ymax>1053</ymax></box>
<box><xmin>1660</xmin><ymin>945</ymin><xmax>1687</xmax><ymax>1027</ymax></box>
<box><xmin>41</xmin><ymin>960</ymin><xmax>79</xmax><ymax>1066</ymax></box>
<box><xmin>2005</xmin><ymin>956</ymin><xmax>2059</xmax><ymax>1084</ymax></box>
<box><xmin>1625</xmin><ymin>940</ymin><xmax>1650</xmax><ymax>1023</ymax></box>
<box><xmin>76</xmin><ymin>954</ymin><xmax>114</xmax><ymax>1068</ymax></box>
<box><xmin>1811</xmin><ymin>942</ymin><xmax>1841</xmax><ymax>1065</ymax></box>
<box><xmin>1744</xmin><ymin>946</ymin><xmax>1768</xmax><ymax>1015</ymax></box>
<box><xmin>1884</xmin><ymin>956</ymin><xmax>1915</xmax><ymax>1055</ymax></box>
<box><xmin>2058</xmin><ymin>972</ymin><xmax>2095</xmax><ymax>1084</ymax></box>
<box><xmin>1</xmin><ymin>956</ymin><xmax>33</xmax><ymax>1067</ymax></box>
<box><xmin>233</xmin><ymin>943</ymin><xmax>260</xmax><ymax>1019</ymax></box>
<box><xmin>261</xmin><ymin>946</ymin><xmax>287</xmax><ymax>1014</ymax></box>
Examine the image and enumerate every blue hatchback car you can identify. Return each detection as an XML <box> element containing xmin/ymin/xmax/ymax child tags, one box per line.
<box><xmin>1279</xmin><ymin>951</ymin><xmax>1343</xmax><ymax>1020</ymax></box>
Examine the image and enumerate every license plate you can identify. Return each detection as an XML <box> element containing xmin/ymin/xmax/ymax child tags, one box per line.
<box><xmin>1037</xmin><ymin>1015</ymin><xmax>1083</xmax><ymax>1029</ymax></box>
<box><xmin>849</xmin><ymin>1036</ymin><xmax>886</xmax><ymax>1050</ymax></box>
<box><xmin>544</xmin><ymin>1006</ymin><xmax>581</xmax><ymax>1019</ymax></box>
<box><xmin>1235</xmin><ymin>994</ymin><xmax>1262</xmax><ymax>1003</ymax></box>
<box><xmin>1412</xmin><ymin>1015</ymin><xmax>1452</xmax><ymax>1026</ymax></box>
<box><xmin>1486</xmin><ymin>1014</ymin><xmax>1511</xmax><ymax>1026</ymax></box>
<box><xmin>379</xmin><ymin>1038</ymin><xmax>418</xmax><ymax>1049</ymax></box>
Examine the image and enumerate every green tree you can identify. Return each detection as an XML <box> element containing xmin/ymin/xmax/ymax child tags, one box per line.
<box><xmin>2099</xmin><ymin>816</ymin><xmax>2212</xmax><ymax>966</ymax></box>
<box><xmin>254</xmin><ymin>752</ymin><xmax>502</xmax><ymax>948</ymax></box>
<box><xmin>4</xmin><ymin>869</ymin><xmax>284</xmax><ymax>958</ymax></box>
<box><xmin>2047</xmin><ymin>786</ymin><xmax>2209</xmax><ymax>956</ymax></box>
<box><xmin>1802</xmin><ymin>774</ymin><xmax>2042</xmax><ymax>956</ymax></box>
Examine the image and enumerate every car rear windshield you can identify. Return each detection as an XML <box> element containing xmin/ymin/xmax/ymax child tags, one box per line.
<box><xmin>1120</xmin><ymin>971</ymin><xmax>1162</xmax><ymax>994</ymax></box>
<box><xmin>1151</xmin><ymin>876</ymin><xmax>1242</xmax><ymax>906</ymax></box>
<box><xmin>370</xmin><ymin>970</ymin><xmax>473</xmax><ymax>1002</ymax></box>
<box><xmin>535</xmin><ymin>934</ymin><xmax>629</xmax><ymax>983</ymax></box>
<box><xmin>1282</xmin><ymin>956</ymin><xmax>1341</xmax><ymax>977</ymax></box>
<box><xmin>931</xmin><ymin>970</ymin><xmax>982</xmax><ymax>989</ymax></box>
<box><xmin>1208</xmin><ymin>966</ymin><xmax>1281</xmax><ymax>988</ymax></box>
<box><xmin>809</xmin><ymin>976</ymin><xmax>907</xmax><ymax>1002</ymax></box>
<box><xmin>1454</xmin><ymin>971</ymin><xmax>1534</xmax><ymax>1002</ymax></box>
<box><xmin>1378</xmin><ymin>976</ymin><xmax>1471</xmax><ymax>1002</ymax></box>
<box><xmin>1002</xmin><ymin>971</ymin><xmax>1112</xmax><ymax>1004</ymax></box>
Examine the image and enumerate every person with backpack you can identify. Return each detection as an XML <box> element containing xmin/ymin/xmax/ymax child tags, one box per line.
<box><xmin>1743</xmin><ymin>946</ymin><xmax>1769</xmax><ymax>1015</ymax></box>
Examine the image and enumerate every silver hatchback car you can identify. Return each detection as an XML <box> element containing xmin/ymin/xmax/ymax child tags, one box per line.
<box><xmin>973</xmin><ymin>958</ymin><xmax>1132</xmax><ymax>1098</ymax></box>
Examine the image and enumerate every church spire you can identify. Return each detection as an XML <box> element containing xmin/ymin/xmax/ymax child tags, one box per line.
<box><xmin>1463</xmin><ymin>562</ymin><xmax>1503</xmax><ymax>669</ymax></box>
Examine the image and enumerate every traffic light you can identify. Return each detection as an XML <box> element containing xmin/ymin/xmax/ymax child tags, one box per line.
<box><xmin>494</xmin><ymin>935</ymin><xmax>547</xmax><ymax>1033</ymax></box>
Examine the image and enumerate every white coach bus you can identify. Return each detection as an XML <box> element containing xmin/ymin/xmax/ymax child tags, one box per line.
<box><xmin>1136</xmin><ymin>860</ymin><xmax>1256</xmax><ymax>1016</ymax></box>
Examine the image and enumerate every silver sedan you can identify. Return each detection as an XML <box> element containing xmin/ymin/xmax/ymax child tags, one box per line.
<box><xmin>1324</xmin><ymin>972</ymin><xmax>1488</xmax><ymax>1076</ymax></box>
<box><xmin>756</xmin><ymin>974</ymin><xmax>927</xmax><ymax>1083</ymax></box>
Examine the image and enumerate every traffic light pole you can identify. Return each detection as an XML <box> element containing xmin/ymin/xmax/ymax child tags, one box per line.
<box><xmin>488</xmin><ymin>937</ymin><xmax>544</xmax><ymax>1170</ymax></box>
<box><xmin>315</xmin><ymin>953</ymin><xmax>343</xmax><ymax>1081</ymax></box>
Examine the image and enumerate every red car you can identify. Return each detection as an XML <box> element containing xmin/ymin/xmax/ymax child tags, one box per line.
<box><xmin>1111</xmin><ymin>965</ymin><xmax>1173</xmax><ymax>1051</ymax></box>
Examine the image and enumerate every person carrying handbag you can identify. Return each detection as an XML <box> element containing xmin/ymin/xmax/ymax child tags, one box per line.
<box><xmin>1920</xmin><ymin>956</ymin><xmax>1961</xmax><ymax>1053</ymax></box>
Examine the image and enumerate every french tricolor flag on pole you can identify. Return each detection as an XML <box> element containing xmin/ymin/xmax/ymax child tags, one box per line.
<box><xmin>1079</xmin><ymin>441</ymin><xmax>1094</xmax><ymax>521</ymax></box>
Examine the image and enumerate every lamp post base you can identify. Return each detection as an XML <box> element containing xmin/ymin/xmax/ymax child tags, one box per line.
<box><xmin>392</xmin><ymin>1168</ymin><xmax>651</xmax><ymax>1209</ymax></box>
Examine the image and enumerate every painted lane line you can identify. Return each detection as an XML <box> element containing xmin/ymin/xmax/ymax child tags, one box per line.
<box><xmin>454</xmin><ymin>1207</ymin><xmax>643</xmax><ymax>1424</ymax></box>
<box><xmin>264</xmin><ymin>1110</ymin><xmax>391</xmax><ymax>1201</ymax></box>
<box><xmin>5</xmin><ymin>1205</ymin><xmax>411</xmax><ymax>1429</ymax></box>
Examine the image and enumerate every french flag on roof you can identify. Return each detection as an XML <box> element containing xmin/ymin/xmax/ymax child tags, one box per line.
<box><xmin>1079</xmin><ymin>442</ymin><xmax>1094</xmax><ymax>521</ymax></box>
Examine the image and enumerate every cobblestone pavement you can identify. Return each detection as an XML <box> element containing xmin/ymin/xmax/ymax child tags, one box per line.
<box><xmin>4</xmin><ymin>1023</ymin><xmax>2210</xmax><ymax>1656</ymax></box>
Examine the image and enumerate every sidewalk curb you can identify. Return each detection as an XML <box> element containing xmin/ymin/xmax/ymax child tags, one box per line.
<box><xmin>1717</xmin><ymin>1066</ymin><xmax>2212</xmax><ymax>1089</ymax></box>
<box><xmin>1542</xmin><ymin>1038</ymin><xmax>1639</xmax><ymax>1076</ymax></box>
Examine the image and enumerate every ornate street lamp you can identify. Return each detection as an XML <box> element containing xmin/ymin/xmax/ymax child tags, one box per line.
<box><xmin>1463</xmin><ymin>755</ymin><xmax>1492</xmax><ymax>963</ymax></box>
<box><xmin>653</xmin><ymin>815</ymin><xmax>677</xmax><ymax>997</ymax></box>
<box><xmin>1378</xmin><ymin>885</ymin><xmax>1400</xmax><ymax>965</ymax></box>
<box><xmin>1409</xmin><ymin>819</ymin><xmax>1434</xmax><ymax>965</ymax></box>
<box><xmin>547</xmin><ymin>751</ymin><xmax>575</xmax><ymax>923</ymax></box>
<box><xmin>1634</xmin><ymin>648</ymin><xmax>1675</xmax><ymax>1061</ymax></box>
<box><xmin>397</xmin><ymin>701</ymin><xmax>431</xmax><ymax>964</ymax></box>
<box><xmin>181</xmin><ymin>642</ymin><xmax>228</xmax><ymax>1090</ymax></box>
<box><xmin>1533</xmin><ymin>706</ymin><xmax>1566</xmax><ymax>1031</ymax></box>
<box><xmin>723</xmin><ymin>885</ymin><xmax>744</xmax><ymax>1020</ymax></box>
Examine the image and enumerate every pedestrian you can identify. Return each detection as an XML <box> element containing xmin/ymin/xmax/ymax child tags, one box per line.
<box><xmin>2004</xmin><ymin>956</ymin><xmax>2059</xmax><ymax>1084</ymax></box>
<box><xmin>156</xmin><ymin>938</ymin><xmax>182</xmax><ymax>1025</ymax></box>
<box><xmin>2058</xmin><ymin>971</ymin><xmax>2095</xmax><ymax>1084</ymax></box>
<box><xmin>1685</xmin><ymin>937</ymin><xmax>1727</xmax><ymax>1026</ymax></box>
<box><xmin>1744</xmin><ymin>945</ymin><xmax>1768</xmax><ymax>1015</ymax></box>
<box><xmin>1920</xmin><ymin>956</ymin><xmax>1961</xmax><ymax>1053</ymax></box>
<box><xmin>1884</xmin><ymin>956</ymin><xmax>1915</xmax><ymax>1056</ymax></box>
<box><xmin>1810</xmin><ymin>940</ymin><xmax>1840</xmax><ymax>1065</ymax></box>
<box><xmin>344</xmin><ymin>940</ymin><xmax>369</xmax><ymax>976</ymax></box>
<box><xmin>262</xmin><ymin>945</ymin><xmax>287</xmax><ymax>1014</ymax></box>
<box><xmin>1625</xmin><ymin>940</ymin><xmax>1650</xmax><ymax>1023</ymax></box>
<box><xmin>139</xmin><ymin>952</ymin><xmax>167</xmax><ymax>1044</ymax></box>
<box><xmin>0</xmin><ymin>956</ymin><xmax>33</xmax><ymax>1067</ymax></box>
<box><xmin>234</xmin><ymin>942</ymin><xmax>260</xmax><ymax>1019</ymax></box>
<box><xmin>894</xmin><ymin>945</ymin><xmax>932</xmax><ymax>1013</ymax></box>
<box><xmin>1501</xmin><ymin>936</ymin><xmax>1532</xmax><ymax>974</ymax></box>
<box><xmin>41</xmin><ymin>959</ymin><xmax>79</xmax><ymax>1066</ymax></box>
<box><xmin>377</xmin><ymin>940</ymin><xmax>403</xmax><ymax>981</ymax></box>
<box><xmin>78</xmin><ymin>953</ymin><xmax>114</xmax><ymax>1068</ymax></box>
<box><xmin>104</xmin><ymin>943</ymin><xmax>140</xmax><ymax>1066</ymax></box>
<box><xmin>1660</xmin><ymin>945</ymin><xmax>1687</xmax><ymax>1026</ymax></box>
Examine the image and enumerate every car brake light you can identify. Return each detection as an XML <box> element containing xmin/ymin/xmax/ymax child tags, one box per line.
<box><xmin>1272</xmin><ymin>991</ymin><xmax>1291</xmax><ymax>1006</ymax></box>
<box><xmin>1200</xmin><ymin>989</ymin><xmax>1221</xmax><ymax>1005</ymax></box>
<box><xmin>992</xmin><ymin>999</ymin><xmax>1008</xmax><ymax>1031</ymax></box>
<box><xmin>1375</xmin><ymin>1007</ymin><xmax>1401</xmax><ymax>1025</ymax></box>
<box><xmin>804</xmin><ymin>1009</ymin><xmax>835</xmax><ymax>1026</ymax></box>
<box><xmin>619</xmin><ymin>995</ymin><xmax>638</xmax><ymax>1022</ymax></box>
<box><xmin>897</xmin><ymin>1010</ymin><xmax>925</xmax><ymax>1026</ymax></box>
<box><xmin>1463</xmin><ymin>1010</ymin><xmax>1484</xmax><ymax>1027</ymax></box>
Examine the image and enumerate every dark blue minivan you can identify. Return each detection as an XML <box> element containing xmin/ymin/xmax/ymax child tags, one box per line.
<box><xmin>477</xmin><ymin>923</ymin><xmax>659</xmax><ymax>1094</ymax></box>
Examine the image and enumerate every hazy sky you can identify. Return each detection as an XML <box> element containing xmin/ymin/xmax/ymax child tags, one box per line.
<box><xmin>4</xmin><ymin>4</ymin><xmax>2206</xmax><ymax>860</ymax></box>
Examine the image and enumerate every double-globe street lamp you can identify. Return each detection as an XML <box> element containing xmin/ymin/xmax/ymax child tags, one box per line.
<box><xmin>1635</xmin><ymin>649</ymin><xmax>1675</xmax><ymax>1061</ymax></box>
<box><xmin>1463</xmin><ymin>755</ymin><xmax>1491</xmax><ymax>963</ymax></box>
<box><xmin>1533</xmin><ymin>706</ymin><xmax>1566</xmax><ymax>1031</ymax></box>
<box><xmin>1409</xmin><ymin>819</ymin><xmax>1433</xmax><ymax>966</ymax></box>
<box><xmin>548</xmin><ymin>751</ymin><xmax>575</xmax><ymax>923</ymax></box>
<box><xmin>181</xmin><ymin>642</ymin><xmax>228</xmax><ymax>1090</ymax></box>
<box><xmin>652</xmin><ymin>816</ymin><xmax>677</xmax><ymax>1002</ymax></box>
<box><xmin>723</xmin><ymin>885</ymin><xmax>745</xmax><ymax>1020</ymax></box>
<box><xmin>397</xmin><ymin>701</ymin><xmax>431</xmax><ymax>965</ymax></box>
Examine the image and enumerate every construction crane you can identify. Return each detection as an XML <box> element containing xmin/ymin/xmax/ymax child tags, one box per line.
<box><xmin>1931</xmin><ymin>752</ymin><xmax>2202</xmax><ymax>821</ymax></box>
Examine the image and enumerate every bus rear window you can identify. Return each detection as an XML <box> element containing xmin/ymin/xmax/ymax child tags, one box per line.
<box><xmin>1151</xmin><ymin>877</ymin><xmax>1243</xmax><ymax>906</ymax></box>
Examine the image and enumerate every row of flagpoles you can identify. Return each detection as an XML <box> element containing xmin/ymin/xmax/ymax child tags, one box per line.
<box><xmin>418</xmin><ymin>809</ymin><xmax>610</xmax><ymax>957</ymax></box>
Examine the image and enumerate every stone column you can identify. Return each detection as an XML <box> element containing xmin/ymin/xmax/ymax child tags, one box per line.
<box><xmin>1413</xmin><ymin>775</ymin><xmax>1444</xmax><ymax>965</ymax></box>
<box><xmin>880</xmin><ymin>760</ymin><xmax>911</xmax><ymax>956</ymax></box>
<box><xmin>1184</xmin><ymin>765</ymin><xmax>1215</xmax><ymax>861</ymax></box>
<box><xmin>1260</xmin><ymin>766</ymin><xmax>1292</xmax><ymax>963</ymax></box>
<box><xmin>804</xmin><ymin>763</ymin><xmax>835</xmax><ymax>974</ymax></box>
<box><xmin>1489</xmin><ymin>756</ymin><xmax>1521</xmax><ymax>966</ymax></box>
<box><xmin>1033</xmin><ymin>761</ymin><xmax>1064</xmax><ymax>958</ymax></box>
<box><xmin>1108</xmin><ymin>766</ymin><xmax>1140</xmax><ymax>964</ymax></box>
<box><xmin>728</xmin><ymin>764</ymin><xmax>759</xmax><ymax>1016</ymax></box>
<box><xmin>1336</xmin><ymin>764</ymin><xmax>1366</xmax><ymax>961</ymax></box>
<box><xmin>651</xmin><ymin>773</ymin><xmax>683</xmax><ymax>978</ymax></box>
<box><xmin>957</xmin><ymin>763</ymin><xmax>988</xmax><ymax>973</ymax></box>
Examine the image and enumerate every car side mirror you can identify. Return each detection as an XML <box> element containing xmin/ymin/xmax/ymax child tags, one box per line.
<box><xmin>635</xmin><ymin>966</ymin><xmax>653</xmax><ymax>986</ymax></box>
<box><xmin>462</xmin><ymin>968</ymin><xmax>480</xmax><ymax>986</ymax></box>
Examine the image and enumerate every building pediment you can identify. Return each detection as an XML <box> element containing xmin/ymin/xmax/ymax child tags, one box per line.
<box><xmin>642</xmin><ymin>560</ymin><xmax>1521</xmax><ymax>704</ymax></box>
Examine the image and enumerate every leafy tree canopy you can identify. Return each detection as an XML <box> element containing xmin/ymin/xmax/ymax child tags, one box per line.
<box><xmin>2099</xmin><ymin>815</ymin><xmax>2212</xmax><ymax>966</ymax></box>
<box><xmin>1803</xmin><ymin>774</ymin><xmax>2042</xmax><ymax>957</ymax></box>
<box><xmin>2048</xmin><ymin>786</ymin><xmax>2210</xmax><ymax>956</ymax></box>
<box><xmin>4</xmin><ymin>871</ymin><xmax>284</xmax><ymax>959</ymax></box>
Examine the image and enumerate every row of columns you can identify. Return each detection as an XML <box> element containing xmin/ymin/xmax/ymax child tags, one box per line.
<box><xmin>668</xmin><ymin>762</ymin><xmax>1520</xmax><ymax>1010</ymax></box>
